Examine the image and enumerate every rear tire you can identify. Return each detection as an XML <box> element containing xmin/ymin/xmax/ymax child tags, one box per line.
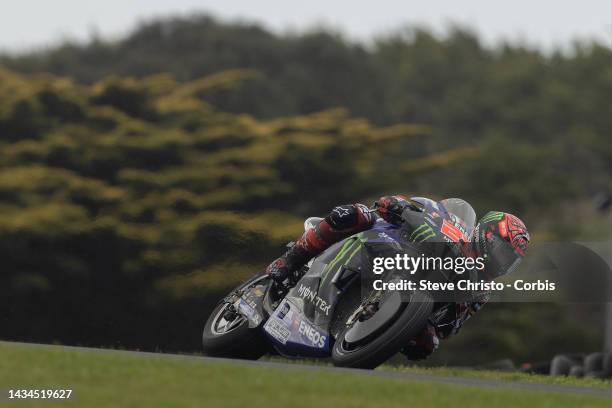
<box><xmin>202</xmin><ymin>302</ymin><xmax>267</xmax><ymax>360</ymax></box>
<box><xmin>331</xmin><ymin>291</ymin><xmax>434</xmax><ymax>369</ymax></box>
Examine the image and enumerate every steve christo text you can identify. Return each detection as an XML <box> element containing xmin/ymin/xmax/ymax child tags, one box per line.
<box><xmin>371</xmin><ymin>254</ymin><xmax>556</xmax><ymax>292</ymax></box>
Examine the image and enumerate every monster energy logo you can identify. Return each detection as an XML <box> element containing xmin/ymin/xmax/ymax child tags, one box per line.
<box><xmin>322</xmin><ymin>233</ymin><xmax>366</xmax><ymax>278</ymax></box>
<box><xmin>480</xmin><ymin>211</ymin><xmax>505</xmax><ymax>223</ymax></box>
<box><xmin>409</xmin><ymin>223</ymin><xmax>436</xmax><ymax>242</ymax></box>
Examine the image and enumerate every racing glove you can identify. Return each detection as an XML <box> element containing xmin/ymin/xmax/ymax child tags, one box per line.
<box><xmin>374</xmin><ymin>195</ymin><xmax>411</xmax><ymax>225</ymax></box>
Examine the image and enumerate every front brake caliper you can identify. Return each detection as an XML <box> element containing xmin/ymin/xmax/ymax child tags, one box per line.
<box><xmin>346</xmin><ymin>292</ymin><xmax>381</xmax><ymax>326</ymax></box>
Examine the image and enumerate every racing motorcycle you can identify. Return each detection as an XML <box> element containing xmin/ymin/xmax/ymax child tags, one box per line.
<box><xmin>202</xmin><ymin>201</ymin><xmax>478</xmax><ymax>369</ymax></box>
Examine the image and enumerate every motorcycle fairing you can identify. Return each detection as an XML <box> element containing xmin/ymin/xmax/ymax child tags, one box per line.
<box><xmin>234</xmin><ymin>279</ymin><xmax>269</xmax><ymax>328</ymax></box>
<box><xmin>263</xmin><ymin>298</ymin><xmax>330</xmax><ymax>356</ymax></box>
<box><xmin>262</xmin><ymin>220</ymin><xmax>405</xmax><ymax>357</ymax></box>
<box><xmin>292</xmin><ymin>219</ymin><xmax>405</xmax><ymax>323</ymax></box>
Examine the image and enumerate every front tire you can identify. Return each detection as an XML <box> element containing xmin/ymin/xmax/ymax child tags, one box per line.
<box><xmin>332</xmin><ymin>291</ymin><xmax>434</xmax><ymax>369</ymax></box>
<box><xmin>202</xmin><ymin>301</ymin><xmax>267</xmax><ymax>360</ymax></box>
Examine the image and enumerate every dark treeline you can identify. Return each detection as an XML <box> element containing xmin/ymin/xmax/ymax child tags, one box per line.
<box><xmin>4</xmin><ymin>15</ymin><xmax>612</xmax><ymax>216</ymax></box>
<box><xmin>0</xmin><ymin>15</ymin><xmax>610</xmax><ymax>364</ymax></box>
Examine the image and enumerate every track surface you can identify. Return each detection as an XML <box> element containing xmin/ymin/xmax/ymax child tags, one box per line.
<box><xmin>3</xmin><ymin>341</ymin><xmax>612</xmax><ymax>398</ymax></box>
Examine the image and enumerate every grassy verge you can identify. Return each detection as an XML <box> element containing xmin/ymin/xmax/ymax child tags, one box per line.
<box><xmin>384</xmin><ymin>365</ymin><xmax>612</xmax><ymax>389</ymax></box>
<box><xmin>0</xmin><ymin>342</ymin><xmax>610</xmax><ymax>407</ymax></box>
<box><xmin>264</xmin><ymin>355</ymin><xmax>612</xmax><ymax>389</ymax></box>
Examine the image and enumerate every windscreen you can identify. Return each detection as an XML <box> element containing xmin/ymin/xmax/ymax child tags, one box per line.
<box><xmin>440</xmin><ymin>198</ymin><xmax>477</xmax><ymax>232</ymax></box>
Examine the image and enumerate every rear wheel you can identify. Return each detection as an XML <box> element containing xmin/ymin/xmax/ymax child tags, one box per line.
<box><xmin>331</xmin><ymin>291</ymin><xmax>434</xmax><ymax>369</ymax></box>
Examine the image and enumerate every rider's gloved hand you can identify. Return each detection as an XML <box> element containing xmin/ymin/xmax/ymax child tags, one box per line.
<box><xmin>401</xmin><ymin>323</ymin><xmax>440</xmax><ymax>361</ymax></box>
<box><xmin>374</xmin><ymin>195</ymin><xmax>411</xmax><ymax>225</ymax></box>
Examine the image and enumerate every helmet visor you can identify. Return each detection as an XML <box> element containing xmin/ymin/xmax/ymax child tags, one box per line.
<box><xmin>483</xmin><ymin>234</ymin><xmax>523</xmax><ymax>280</ymax></box>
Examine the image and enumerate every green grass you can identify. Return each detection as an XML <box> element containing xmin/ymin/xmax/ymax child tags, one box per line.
<box><xmin>264</xmin><ymin>355</ymin><xmax>612</xmax><ymax>389</ymax></box>
<box><xmin>384</xmin><ymin>365</ymin><xmax>612</xmax><ymax>389</ymax></box>
<box><xmin>0</xmin><ymin>342</ymin><xmax>610</xmax><ymax>408</ymax></box>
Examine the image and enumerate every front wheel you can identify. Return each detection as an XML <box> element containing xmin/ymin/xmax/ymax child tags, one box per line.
<box><xmin>202</xmin><ymin>301</ymin><xmax>267</xmax><ymax>360</ymax></box>
<box><xmin>332</xmin><ymin>291</ymin><xmax>434</xmax><ymax>369</ymax></box>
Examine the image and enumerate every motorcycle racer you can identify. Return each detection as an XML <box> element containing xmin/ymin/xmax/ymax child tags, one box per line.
<box><xmin>266</xmin><ymin>195</ymin><xmax>530</xmax><ymax>361</ymax></box>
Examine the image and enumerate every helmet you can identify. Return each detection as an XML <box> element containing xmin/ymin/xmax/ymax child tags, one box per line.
<box><xmin>472</xmin><ymin>211</ymin><xmax>530</xmax><ymax>280</ymax></box>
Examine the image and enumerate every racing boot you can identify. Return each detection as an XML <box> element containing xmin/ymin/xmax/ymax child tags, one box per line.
<box><xmin>265</xmin><ymin>242</ymin><xmax>311</xmax><ymax>287</ymax></box>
